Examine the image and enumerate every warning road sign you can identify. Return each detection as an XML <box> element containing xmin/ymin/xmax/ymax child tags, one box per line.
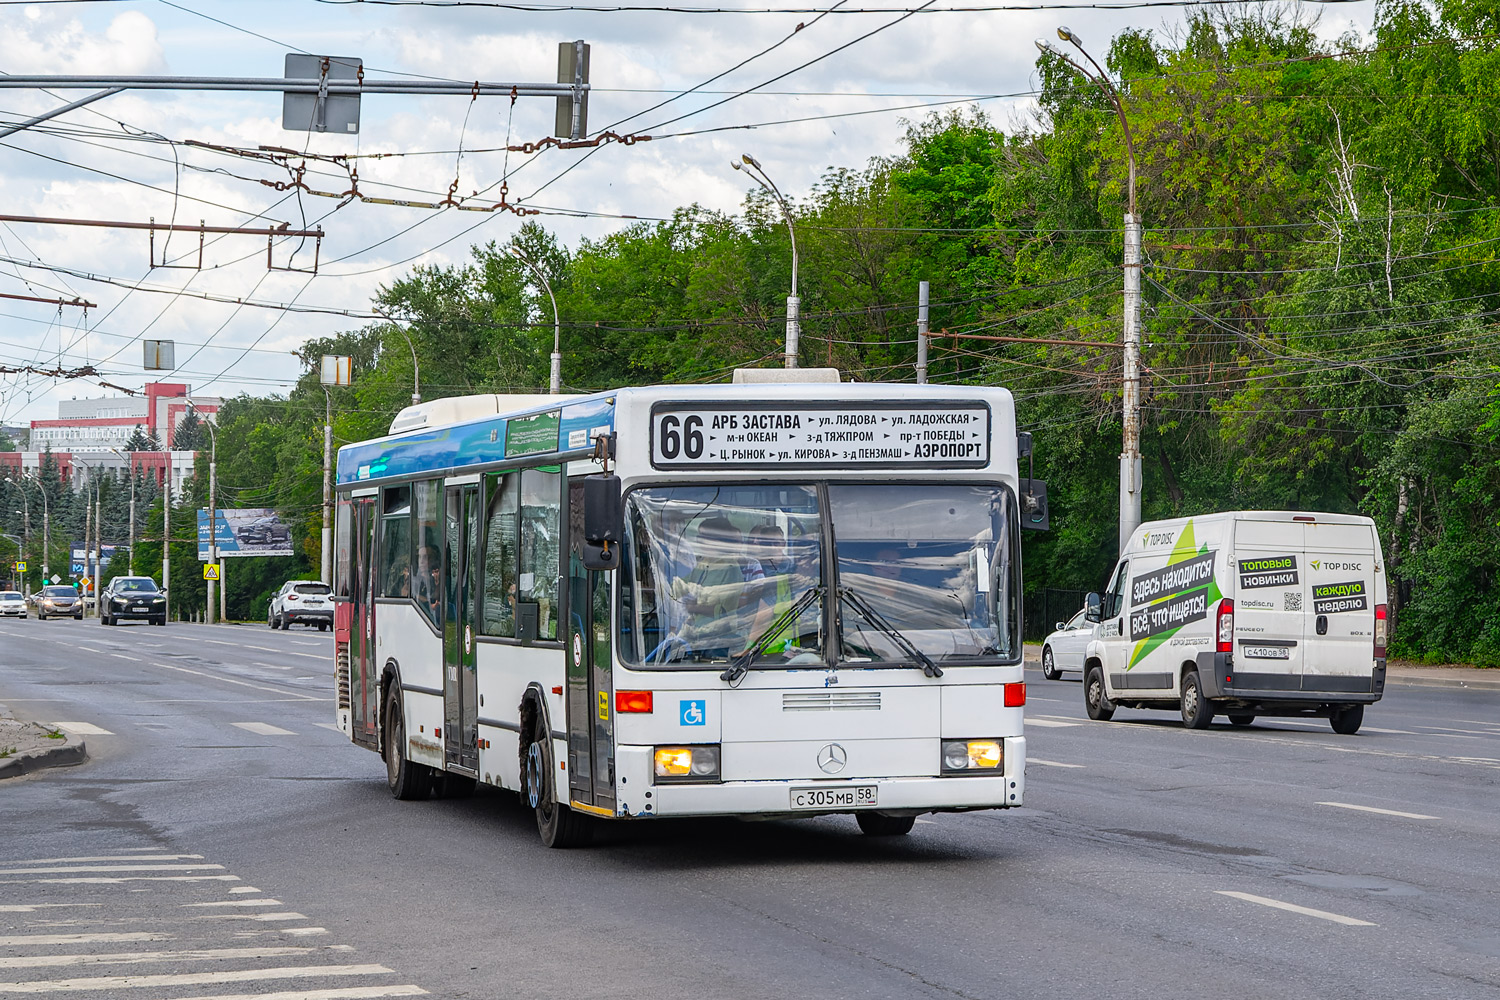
<box><xmin>203</xmin><ymin>564</ymin><xmax>220</xmax><ymax>581</ymax></box>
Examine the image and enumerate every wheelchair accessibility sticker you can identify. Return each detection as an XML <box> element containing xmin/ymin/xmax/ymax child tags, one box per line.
<box><xmin>680</xmin><ymin>699</ymin><xmax>706</xmax><ymax>726</ymax></box>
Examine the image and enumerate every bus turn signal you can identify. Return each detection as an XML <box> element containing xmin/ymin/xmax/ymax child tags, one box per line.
<box><xmin>615</xmin><ymin>690</ymin><xmax>654</xmax><ymax>713</ymax></box>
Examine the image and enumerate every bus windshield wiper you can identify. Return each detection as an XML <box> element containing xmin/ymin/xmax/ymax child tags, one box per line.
<box><xmin>721</xmin><ymin>585</ymin><xmax>824</xmax><ymax>685</ymax></box>
<box><xmin>838</xmin><ymin>587</ymin><xmax>943</xmax><ymax>678</ymax></box>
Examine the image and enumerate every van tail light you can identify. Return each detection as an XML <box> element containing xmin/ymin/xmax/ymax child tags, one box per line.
<box><xmin>1216</xmin><ymin>599</ymin><xmax>1234</xmax><ymax>653</ymax></box>
<box><xmin>1374</xmin><ymin>604</ymin><xmax>1387</xmax><ymax>658</ymax></box>
<box><xmin>1004</xmin><ymin>682</ymin><xmax>1026</xmax><ymax>708</ymax></box>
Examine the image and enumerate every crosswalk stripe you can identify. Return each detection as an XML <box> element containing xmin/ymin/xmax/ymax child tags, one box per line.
<box><xmin>282</xmin><ymin>928</ymin><xmax>330</xmax><ymax>937</ymax></box>
<box><xmin>8</xmin><ymin>856</ymin><xmax>202</xmax><ymax>865</ymax></box>
<box><xmin>194</xmin><ymin>912</ymin><xmax>307</xmax><ymax>923</ymax></box>
<box><xmin>2</xmin><ymin>876</ymin><xmax>240</xmax><ymax>885</ymax></box>
<box><xmin>181</xmin><ymin>900</ymin><xmax>283</xmax><ymax>908</ymax></box>
<box><xmin>0</xmin><ymin>907</ymin><xmax>100</xmax><ymax>914</ymax></box>
<box><xmin>167</xmin><ymin>988</ymin><xmax>427</xmax><ymax>1000</ymax></box>
<box><xmin>0</xmin><ymin>947</ymin><xmax>314</xmax><ymax>970</ymax></box>
<box><xmin>230</xmin><ymin>722</ymin><xmax>296</xmax><ymax>736</ymax></box>
<box><xmin>0</xmin><ymin>962</ymin><xmax>392</xmax><ymax>993</ymax></box>
<box><xmin>0</xmin><ymin>934</ymin><xmax>169</xmax><ymax>947</ymax></box>
<box><xmin>47</xmin><ymin>723</ymin><xmax>112</xmax><ymax>736</ymax></box>
<box><xmin>0</xmin><ymin>865</ymin><xmax>224</xmax><ymax>875</ymax></box>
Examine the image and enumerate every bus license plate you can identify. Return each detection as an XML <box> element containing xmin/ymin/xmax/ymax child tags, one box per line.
<box><xmin>1243</xmin><ymin>646</ymin><xmax>1290</xmax><ymax>659</ymax></box>
<box><xmin>790</xmin><ymin>785</ymin><xmax>877</xmax><ymax>810</ymax></box>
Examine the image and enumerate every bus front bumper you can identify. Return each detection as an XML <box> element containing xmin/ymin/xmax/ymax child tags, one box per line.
<box><xmin>612</xmin><ymin>737</ymin><xmax>1025</xmax><ymax>819</ymax></box>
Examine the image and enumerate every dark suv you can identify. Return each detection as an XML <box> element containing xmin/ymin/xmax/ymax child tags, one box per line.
<box><xmin>101</xmin><ymin>576</ymin><xmax>167</xmax><ymax>626</ymax></box>
<box><xmin>236</xmin><ymin>515</ymin><xmax>292</xmax><ymax>547</ymax></box>
<box><xmin>36</xmin><ymin>585</ymin><xmax>83</xmax><ymax>620</ymax></box>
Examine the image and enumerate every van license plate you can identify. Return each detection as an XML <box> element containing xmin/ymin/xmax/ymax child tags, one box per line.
<box><xmin>790</xmin><ymin>785</ymin><xmax>877</xmax><ymax>810</ymax></box>
<box><xmin>1243</xmin><ymin>646</ymin><xmax>1290</xmax><ymax>659</ymax></box>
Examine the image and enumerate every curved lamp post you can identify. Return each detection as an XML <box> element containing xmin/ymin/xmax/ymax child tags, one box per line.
<box><xmin>509</xmin><ymin>246</ymin><xmax>562</xmax><ymax>394</ymax></box>
<box><xmin>732</xmin><ymin>153</ymin><xmax>800</xmax><ymax>369</ymax></box>
<box><xmin>1036</xmin><ymin>27</ymin><xmax>1143</xmax><ymax>555</ymax></box>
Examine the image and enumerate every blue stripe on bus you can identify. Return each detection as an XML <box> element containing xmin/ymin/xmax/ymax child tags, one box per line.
<box><xmin>337</xmin><ymin>395</ymin><xmax>615</xmax><ymax>486</ymax></box>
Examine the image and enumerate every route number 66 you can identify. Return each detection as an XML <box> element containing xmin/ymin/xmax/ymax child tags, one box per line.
<box><xmin>658</xmin><ymin>415</ymin><xmax>705</xmax><ymax>460</ymax></box>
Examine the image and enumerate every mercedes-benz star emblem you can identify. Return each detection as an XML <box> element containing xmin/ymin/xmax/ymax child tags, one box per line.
<box><xmin>816</xmin><ymin>743</ymin><xmax>847</xmax><ymax>774</ymax></box>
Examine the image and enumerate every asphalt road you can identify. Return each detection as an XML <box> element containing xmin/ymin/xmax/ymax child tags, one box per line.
<box><xmin>2</xmin><ymin>618</ymin><xmax>1498</xmax><ymax>999</ymax></box>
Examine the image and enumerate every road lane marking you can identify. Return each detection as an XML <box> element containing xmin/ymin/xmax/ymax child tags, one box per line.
<box><xmin>168</xmin><ymin>989</ymin><xmax>426</xmax><ymax>1000</ymax></box>
<box><xmin>282</xmin><ymin>927</ymin><xmax>331</xmax><ymax>936</ymax></box>
<box><xmin>231</xmin><ymin>722</ymin><xmax>295</xmax><ymax>736</ymax></box>
<box><xmin>0</xmin><ymin>947</ymin><xmax>314</xmax><ymax>970</ymax></box>
<box><xmin>8</xmin><ymin>863</ymin><xmax>204</xmax><ymax>869</ymax></box>
<box><xmin>1029</xmin><ymin>758</ymin><xmax>1085</xmax><ymax>768</ymax></box>
<box><xmin>1316</xmin><ymin>801</ymin><xmax>1438</xmax><ymax>820</ymax></box>
<box><xmin>283</xmin><ymin>651</ymin><xmax>328</xmax><ymax>660</ymax></box>
<box><xmin>1</xmin><ymin>876</ymin><xmax>241</xmax><ymax>885</ymax></box>
<box><xmin>0</xmin><ymin>963</ymin><xmax>393</xmax><ymax>993</ymax></box>
<box><xmin>0</xmin><ymin>864</ymin><xmax>223</xmax><ymax>875</ymax></box>
<box><xmin>1417</xmin><ymin>725</ymin><xmax>1497</xmax><ymax>736</ymax></box>
<box><xmin>195</xmin><ymin>912</ymin><xmax>308</xmax><ymax>923</ymax></box>
<box><xmin>254</xmin><ymin>662</ymin><xmax>291</xmax><ymax>670</ymax></box>
<box><xmin>48</xmin><ymin>722</ymin><xmax>112</xmax><ymax>735</ymax></box>
<box><xmin>1026</xmin><ymin>718</ymin><xmax>1081</xmax><ymax>728</ymax></box>
<box><xmin>0</xmin><ymin>933</ymin><xmax>169</xmax><ymax>946</ymax></box>
<box><xmin>0</xmin><ymin>907</ymin><xmax>100</xmax><ymax>914</ymax></box>
<box><xmin>135</xmin><ymin>660</ymin><xmax>322</xmax><ymax>702</ymax></box>
<box><xmin>109</xmin><ymin>654</ymin><xmax>142</xmax><ymax>662</ymax></box>
<box><xmin>228</xmin><ymin>887</ymin><xmax>261</xmax><ymax>894</ymax></box>
<box><xmin>1269</xmin><ymin>720</ymin><xmax>1414</xmax><ymax>735</ymax></box>
<box><xmin>1215</xmin><ymin>891</ymin><xmax>1375</xmax><ymax>926</ymax></box>
<box><xmin>290</xmin><ymin>641</ymin><xmax>322</xmax><ymax>646</ymax></box>
<box><xmin>182</xmin><ymin>899</ymin><xmax>283</xmax><ymax>908</ymax></box>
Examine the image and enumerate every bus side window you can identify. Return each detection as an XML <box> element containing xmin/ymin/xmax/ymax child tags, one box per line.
<box><xmin>482</xmin><ymin>473</ymin><xmax>520</xmax><ymax>637</ymax></box>
<box><xmin>519</xmin><ymin>468</ymin><xmax>560</xmax><ymax>640</ymax></box>
<box><xmin>413</xmin><ymin>479</ymin><xmax>443</xmax><ymax>627</ymax></box>
<box><xmin>380</xmin><ymin>486</ymin><xmax>412</xmax><ymax>598</ymax></box>
<box><xmin>334</xmin><ymin>500</ymin><xmax>352</xmax><ymax>599</ymax></box>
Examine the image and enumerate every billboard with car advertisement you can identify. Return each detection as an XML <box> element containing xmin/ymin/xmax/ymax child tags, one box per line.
<box><xmin>198</xmin><ymin>508</ymin><xmax>295</xmax><ymax>559</ymax></box>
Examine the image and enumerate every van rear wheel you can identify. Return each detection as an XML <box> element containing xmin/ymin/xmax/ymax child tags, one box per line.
<box><xmin>1329</xmin><ymin>704</ymin><xmax>1364</xmax><ymax>735</ymax></box>
<box><xmin>1180</xmin><ymin>671</ymin><xmax>1214</xmax><ymax>729</ymax></box>
<box><xmin>1084</xmin><ymin>665</ymin><xmax>1114</xmax><ymax>721</ymax></box>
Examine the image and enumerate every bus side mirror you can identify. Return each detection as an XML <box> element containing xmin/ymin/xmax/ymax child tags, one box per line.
<box><xmin>1019</xmin><ymin>478</ymin><xmax>1049</xmax><ymax>531</ymax></box>
<box><xmin>582</xmin><ymin>474</ymin><xmax>621</xmax><ymax>571</ymax></box>
<box><xmin>1084</xmin><ymin>592</ymin><xmax>1102</xmax><ymax>622</ymax></box>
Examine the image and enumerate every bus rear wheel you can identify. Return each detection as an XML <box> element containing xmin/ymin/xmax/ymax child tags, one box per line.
<box><xmin>385</xmin><ymin>693</ymin><xmax>431</xmax><ymax>801</ymax></box>
<box><xmin>525</xmin><ymin>730</ymin><xmax>590</xmax><ymax>848</ymax></box>
<box><xmin>856</xmin><ymin>812</ymin><xmax>916</xmax><ymax>837</ymax></box>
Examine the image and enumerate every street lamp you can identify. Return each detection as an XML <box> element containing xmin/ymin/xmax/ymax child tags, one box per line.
<box><xmin>188</xmin><ymin>404</ymin><xmax>219</xmax><ymax>625</ymax></box>
<box><xmin>509</xmin><ymin>247</ymin><xmax>563</xmax><ymax>394</ymax></box>
<box><xmin>1036</xmin><ymin>28</ymin><xmax>1143</xmax><ymax>555</ymax></box>
<box><xmin>389</xmin><ymin>325</ymin><xmax>421</xmax><ymax>406</ymax></box>
<box><xmin>109</xmin><ymin>447</ymin><xmax>136</xmax><ymax>576</ymax></box>
<box><xmin>732</xmin><ymin>153</ymin><xmax>800</xmax><ymax>369</ymax></box>
<box><xmin>22</xmin><ymin>471</ymin><xmax>50</xmax><ymax>586</ymax></box>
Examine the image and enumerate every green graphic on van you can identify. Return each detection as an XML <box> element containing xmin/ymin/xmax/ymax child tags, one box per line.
<box><xmin>1238</xmin><ymin>555</ymin><xmax>1298</xmax><ymax>589</ymax></box>
<box><xmin>1312</xmin><ymin>579</ymin><xmax>1366</xmax><ymax>614</ymax></box>
<box><xmin>1127</xmin><ymin>520</ymin><xmax>1222</xmax><ymax>666</ymax></box>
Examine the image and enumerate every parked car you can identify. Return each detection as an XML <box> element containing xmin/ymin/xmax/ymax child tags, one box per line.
<box><xmin>100</xmin><ymin>576</ymin><xmax>167</xmax><ymax>626</ymax></box>
<box><xmin>237</xmin><ymin>515</ymin><xmax>292</xmax><ymax>547</ymax></box>
<box><xmin>1041</xmin><ymin>608</ymin><xmax>1093</xmax><ymax>680</ymax></box>
<box><xmin>268</xmin><ymin>580</ymin><xmax>333</xmax><ymax>630</ymax></box>
<box><xmin>36</xmin><ymin>585</ymin><xmax>83</xmax><ymax>620</ymax></box>
<box><xmin>0</xmin><ymin>591</ymin><xmax>27</xmax><ymax>618</ymax></box>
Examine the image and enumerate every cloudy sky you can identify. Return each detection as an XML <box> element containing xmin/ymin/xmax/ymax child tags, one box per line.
<box><xmin>0</xmin><ymin>0</ymin><xmax>1375</xmax><ymax>426</ymax></box>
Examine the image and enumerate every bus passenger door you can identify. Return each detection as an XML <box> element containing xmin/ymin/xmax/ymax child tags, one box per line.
<box><xmin>566</xmin><ymin>480</ymin><xmax>615</xmax><ymax>812</ymax></box>
<box><xmin>347</xmin><ymin>498</ymin><xmax>379</xmax><ymax>749</ymax></box>
<box><xmin>443</xmin><ymin>485</ymin><xmax>480</xmax><ymax>772</ymax></box>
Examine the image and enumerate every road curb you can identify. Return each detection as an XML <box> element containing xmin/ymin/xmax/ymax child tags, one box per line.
<box><xmin>1386</xmin><ymin>673</ymin><xmax>1500</xmax><ymax>692</ymax></box>
<box><xmin>0</xmin><ymin>709</ymin><xmax>89</xmax><ymax>780</ymax></box>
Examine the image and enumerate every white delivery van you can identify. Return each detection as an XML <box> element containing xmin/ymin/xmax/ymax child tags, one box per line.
<box><xmin>1080</xmin><ymin>511</ymin><xmax>1388</xmax><ymax>734</ymax></box>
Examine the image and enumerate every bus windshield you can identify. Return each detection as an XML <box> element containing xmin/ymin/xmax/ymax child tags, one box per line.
<box><xmin>620</xmin><ymin>482</ymin><xmax>1019</xmax><ymax>669</ymax></box>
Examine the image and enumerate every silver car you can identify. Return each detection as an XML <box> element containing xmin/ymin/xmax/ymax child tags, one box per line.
<box><xmin>36</xmin><ymin>585</ymin><xmax>83</xmax><ymax>620</ymax></box>
<box><xmin>0</xmin><ymin>591</ymin><xmax>26</xmax><ymax>618</ymax></box>
<box><xmin>1041</xmin><ymin>608</ymin><xmax>1094</xmax><ymax>680</ymax></box>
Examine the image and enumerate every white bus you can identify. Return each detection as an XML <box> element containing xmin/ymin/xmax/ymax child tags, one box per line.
<box><xmin>332</xmin><ymin>372</ymin><xmax>1034</xmax><ymax>846</ymax></box>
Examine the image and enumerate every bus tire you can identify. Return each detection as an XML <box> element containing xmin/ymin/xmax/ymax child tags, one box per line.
<box><xmin>1180</xmin><ymin>671</ymin><xmax>1214</xmax><ymax>730</ymax></box>
<box><xmin>1329</xmin><ymin>704</ymin><xmax>1364</xmax><ymax>735</ymax></box>
<box><xmin>856</xmin><ymin>812</ymin><xmax>916</xmax><ymax>837</ymax></box>
<box><xmin>1228</xmin><ymin>713</ymin><xmax>1255</xmax><ymax>727</ymax></box>
<box><xmin>1041</xmin><ymin>646</ymin><xmax>1060</xmax><ymax>681</ymax></box>
<box><xmin>384</xmin><ymin>692</ymin><xmax>431</xmax><ymax>801</ymax></box>
<box><xmin>525</xmin><ymin>730</ymin><xmax>590</xmax><ymax>848</ymax></box>
<box><xmin>1085</xmin><ymin>665</ymin><xmax>1114</xmax><ymax>721</ymax></box>
<box><xmin>436</xmin><ymin>772</ymin><xmax>476</xmax><ymax>799</ymax></box>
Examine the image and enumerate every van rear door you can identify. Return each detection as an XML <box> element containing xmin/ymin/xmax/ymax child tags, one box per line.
<box><xmin>1232</xmin><ymin>518</ymin><xmax>1305</xmax><ymax>687</ymax></box>
<box><xmin>1302</xmin><ymin>521</ymin><xmax>1378</xmax><ymax>684</ymax></box>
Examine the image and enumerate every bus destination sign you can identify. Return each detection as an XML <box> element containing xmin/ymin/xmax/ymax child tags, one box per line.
<box><xmin>649</xmin><ymin>402</ymin><xmax>991</xmax><ymax>469</ymax></box>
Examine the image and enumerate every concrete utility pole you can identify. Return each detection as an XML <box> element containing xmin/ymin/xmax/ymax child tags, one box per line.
<box><xmin>194</xmin><ymin>409</ymin><xmax>219</xmax><ymax>625</ymax></box>
<box><xmin>1038</xmin><ymin>28</ymin><xmax>1143</xmax><ymax>555</ymax></box>
<box><xmin>109</xmin><ymin>448</ymin><xmax>135</xmax><ymax>576</ymax></box>
<box><xmin>321</xmin><ymin>388</ymin><xmax>333</xmax><ymax>586</ymax></box>
<box><xmin>732</xmin><ymin>154</ymin><xmax>800</xmax><ymax>369</ymax></box>
<box><xmin>510</xmin><ymin>247</ymin><xmax>563</xmax><ymax>394</ymax></box>
<box><xmin>163</xmin><ymin>453</ymin><xmax>171</xmax><ymax>620</ymax></box>
<box><xmin>916</xmin><ymin>280</ymin><xmax>930</xmax><ymax>384</ymax></box>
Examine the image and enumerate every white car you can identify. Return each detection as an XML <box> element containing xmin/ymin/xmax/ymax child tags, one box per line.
<box><xmin>0</xmin><ymin>590</ymin><xmax>27</xmax><ymax>618</ymax></box>
<box><xmin>268</xmin><ymin>580</ymin><xmax>333</xmax><ymax>630</ymax></box>
<box><xmin>1041</xmin><ymin>608</ymin><xmax>1093</xmax><ymax>680</ymax></box>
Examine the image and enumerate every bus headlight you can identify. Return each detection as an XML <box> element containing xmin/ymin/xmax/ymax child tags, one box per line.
<box><xmin>653</xmin><ymin>745</ymin><xmax>720</xmax><ymax>782</ymax></box>
<box><xmin>941</xmin><ymin>739</ymin><xmax>1003</xmax><ymax>774</ymax></box>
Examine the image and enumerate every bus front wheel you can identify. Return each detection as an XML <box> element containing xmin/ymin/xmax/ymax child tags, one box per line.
<box><xmin>385</xmin><ymin>693</ymin><xmax>431</xmax><ymax>801</ymax></box>
<box><xmin>856</xmin><ymin>812</ymin><xmax>915</xmax><ymax>837</ymax></box>
<box><xmin>525</xmin><ymin>732</ymin><xmax>591</xmax><ymax>848</ymax></box>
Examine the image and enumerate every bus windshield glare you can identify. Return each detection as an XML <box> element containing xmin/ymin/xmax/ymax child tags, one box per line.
<box><xmin>620</xmin><ymin>483</ymin><xmax>1019</xmax><ymax>668</ymax></box>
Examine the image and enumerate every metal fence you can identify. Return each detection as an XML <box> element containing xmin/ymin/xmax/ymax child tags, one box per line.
<box><xmin>1025</xmin><ymin>587</ymin><xmax>1088</xmax><ymax>642</ymax></box>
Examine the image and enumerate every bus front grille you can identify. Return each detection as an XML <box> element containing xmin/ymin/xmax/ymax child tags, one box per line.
<box><xmin>782</xmin><ymin>691</ymin><xmax>881</xmax><ymax>712</ymax></box>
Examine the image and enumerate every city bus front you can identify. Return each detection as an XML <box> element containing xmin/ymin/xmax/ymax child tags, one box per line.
<box><xmin>578</xmin><ymin>386</ymin><xmax>1027</xmax><ymax>828</ymax></box>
